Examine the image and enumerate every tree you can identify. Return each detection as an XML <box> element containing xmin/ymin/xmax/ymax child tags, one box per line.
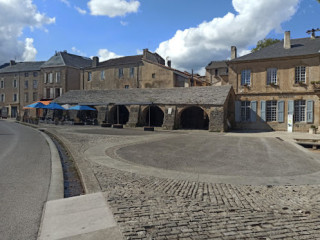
<box><xmin>251</xmin><ymin>38</ymin><xmax>281</xmax><ymax>53</ymax></box>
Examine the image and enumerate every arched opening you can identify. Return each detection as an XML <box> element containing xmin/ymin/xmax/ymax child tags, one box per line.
<box><xmin>109</xmin><ymin>105</ymin><xmax>129</xmax><ymax>124</ymax></box>
<box><xmin>180</xmin><ymin>106</ymin><xmax>209</xmax><ymax>130</ymax></box>
<box><xmin>143</xmin><ymin>106</ymin><xmax>164</xmax><ymax>127</ymax></box>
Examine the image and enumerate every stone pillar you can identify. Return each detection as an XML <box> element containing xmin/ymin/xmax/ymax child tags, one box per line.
<box><xmin>96</xmin><ymin>106</ymin><xmax>107</xmax><ymax>124</ymax></box>
<box><xmin>126</xmin><ymin>105</ymin><xmax>140</xmax><ymax>128</ymax></box>
<box><xmin>162</xmin><ymin>106</ymin><xmax>177</xmax><ymax>130</ymax></box>
<box><xmin>209</xmin><ymin>107</ymin><xmax>225</xmax><ymax>132</ymax></box>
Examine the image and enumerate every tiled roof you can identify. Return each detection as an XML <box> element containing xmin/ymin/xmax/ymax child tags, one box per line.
<box><xmin>206</xmin><ymin>61</ymin><xmax>228</xmax><ymax>69</ymax></box>
<box><xmin>0</xmin><ymin>61</ymin><xmax>45</xmax><ymax>73</ymax></box>
<box><xmin>232</xmin><ymin>37</ymin><xmax>320</xmax><ymax>62</ymax></box>
<box><xmin>55</xmin><ymin>85</ymin><xmax>232</xmax><ymax>106</ymax></box>
<box><xmin>41</xmin><ymin>51</ymin><xmax>92</xmax><ymax>68</ymax></box>
<box><xmin>97</xmin><ymin>55</ymin><xmax>143</xmax><ymax>68</ymax></box>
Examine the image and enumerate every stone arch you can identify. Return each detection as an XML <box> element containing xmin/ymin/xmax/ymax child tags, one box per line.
<box><xmin>179</xmin><ymin>106</ymin><xmax>209</xmax><ymax>130</ymax></box>
<box><xmin>141</xmin><ymin>105</ymin><xmax>164</xmax><ymax>127</ymax></box>
<box><xmin>109</xmin><ymin>105</ymin><xmax>129</xmax><ymax>124</ymax></box>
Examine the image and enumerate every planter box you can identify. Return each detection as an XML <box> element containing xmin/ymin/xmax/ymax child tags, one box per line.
<box><xmin>144</xmin><ymin>126</ymin><xmax>154</xmax><ymax>131</ymax></box>
<box><xmin>101</xmin><ymin>123</ymin><xmax>112</xmax><ymax>128</ymax></box>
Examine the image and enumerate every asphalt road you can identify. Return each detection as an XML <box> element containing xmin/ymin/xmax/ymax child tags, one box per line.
<box><xmin>0</xmin><ymin>120</ymin><xmax>51</xmax><ymax>240</ymax></box>
<box><xmin>117</xmin><ymin>133</ymin><xmax>320</xmax><ymax>178</ymax></box>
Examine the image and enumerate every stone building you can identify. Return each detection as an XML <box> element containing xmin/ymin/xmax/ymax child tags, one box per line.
<box><xmin>41</xmin><ymin>51</ymin><xmax>92</xmax><ymax>100</ymax></box>
<box><xmin>205</xmin><ymin>61</ymin><xmax>229</xmax><ymax>86</ymax></box>
<box><xmin>0</xmin><ymin>51</ymin><xmax>92</xmax><ymax>118</ymax></box>
<box><xmin>54</xmin><ymin>85</ymin><xmax>235</xmax><ymax>132</ymax></box>
<box><xmin>228</xmin><ymin>31</ymin><xmax>320</xmax><ymax>131</ymax></box>
<box><xmin>0</xmin><ymin>61</ymin><xmax>44</xmax><ymax>118</ymax></box>
<box><xmin>81</xmin><ymin>49</ymin><xmax>208</xmax><ymax>90</ymax></box>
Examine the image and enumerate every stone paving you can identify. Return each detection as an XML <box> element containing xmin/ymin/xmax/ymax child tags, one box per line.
<box><xmin>47</xmin><ymin>126</ymin><xmax>320</xmax><ymax>240</ymax></box>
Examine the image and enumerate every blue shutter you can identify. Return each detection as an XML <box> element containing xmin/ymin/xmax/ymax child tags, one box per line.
<box><xmin>307</xmin><ymin>100</ymin><xmax>314</xmax><ymax>123</ymax></box>
<box><xmin>260</xmin><ymin>101</ymin><xmax>266</xmax><ymax>122</ymax></box>
<box><xmin>235</xmin><ymin>101</ymin><xmax>241</xmax><ymax>122</ymax></box>
<box><xmin>288</xmin><ymin>100</ymin><xmax>294</xmax><ymax>116</ymax></box>
<box><xmin>278</xmin><ymin>100</ymin><xmax>284</xmax><ymax>123</ymax></box>
<box><xmin>250</xmin><ymin>101</ymin><xmax>257</xmax><ymax>122</ymax></box>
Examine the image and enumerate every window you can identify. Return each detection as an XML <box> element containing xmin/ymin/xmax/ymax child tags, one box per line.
<box><xmin>266</xmin><ymin>100</ymin><xmax>277</xmax><ymax>122</ymax></box>
<box><xmin>24</xmin><ymin>72</ymin><xmax>29</xmax><ymax>77</ymax></box>
<box><xmin>88</xmin><ymin>72</ymin><xmax>92</xmax><ymax>81</ymax></box>
<box><xmin>214</xmin><ymin>69</ymin><xmax>218</xmax><ymax>76</ymax></box>
<box><xmin>56</xmin><ymin>72</ymin><xmax>61</xmax><ymax>83</ymax></box>
<box><xmin>55</xmin><ymin>88</ymin><xmax>62</xmax><ymax>97</ymax></box>
<box><xmin>24</xmin><ymin>80</ymin><xmax>28</xmax><ymax>89</ymax></box>
<box><xmin>33</xmin><ymin>72</ymin><xmax>38</xmax><ymax>77</ymax></box>
<box><xmin>295</xmin><ymin>66</ymin><xmax>306</xmax><ymax>84</ymax></box>
<box><xmin>152</xmin><ymin>73</ymin><xmax>156</xmax><ymax>78</ymax></box>
<box><xmin>118</xmin><ymin>68</ymin><xmax>123</xmax><ymax>78</ymax></box>
<box><xmin>13</xmin><ymin>93</ymin><xmax>18</xmax><ymax>102</ymax></box>
<box><xmin>100</xmin><ymin>71</ymin><xmax>105</xmax><ymax>80</ymax></box>
<box><xmin>24</xmin><ymin>93</ymin><xmax>28</xmax><ymax>103</ymax></box>
<box><xmin>294</xmin><ymin>100</ymin><xmax>306</xmax><ymax>122</ymax></box>
<box><xmin>267</xmin><ymin>68</ymin><xmax>277</xmax><ymax>85</ymax></box>
<box><xmin>33</xmin><ymin>80</ymin><xmax>38</xmax><ymax>89</ymax></box>
<box><xmin>124</xmin><ymin>85</ymin><xmax>129</xmax><ymax>89</ymax></box>
<box><xmin>13</xmin><ymin>79</ymin><xmax>17</xmax><ymax>88</ymax></box>
<box><xmin>48</xmin><ymin>73</ymin><xmax>53</xmax><ymax>83</ymax></box>
<box><xmin>240</xmin><ymin>101</ymin><xmax>251</xmax><ymax>121</ymax></box>
<box><xmin>130</xmin><ymin>68</ymin><xmax>134</xmax><ymax>78</ymax></box>
<box><xmin>0</xmin><ymin>80</ymin><xmax>4</xmax><ymax>88</ymax></box>
<box><xmin>33</xmin><ymin>92</ymin><xmax>38</xmax><ymax>101</ymax></box>
<box><xmin>241</xmin><ymin>69</ymin><xmax>251</xmax><ymax>85</ymax></box>
<box><xmin>1</xmin><ymin>94</ymin><xmax>5</xmax><ymax>102</ymax></box>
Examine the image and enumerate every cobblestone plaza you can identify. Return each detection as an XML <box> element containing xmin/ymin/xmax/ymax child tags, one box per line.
<box><xmin>47</xmin><ymin>126</ymin><xmax>320</xmax><ymax>239</ymax></box>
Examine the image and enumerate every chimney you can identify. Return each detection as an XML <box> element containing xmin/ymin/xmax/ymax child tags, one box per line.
<box><xmin>10</xmin><ymin>60</ymin><xmax>16</xmax><ymax>66</ymax></box>
<box><xmin>143</xmin><ymin>48</ymin><xmax>148</xmax><ymax>59</ymax></box>
<box><xmin>92</xmin><ymin>56</ymin><xmax>99</xmax><ymax>67</ymax></box>
<box><xmin>284</xmin><ymin>31</ymin><xmax>291</xmax><ymax>49</ymax></box>
<box><xmin>231</xmin><ymin>46</ymin><xmax>237</xmax><ymax>60</ymax></box>
<box><xmin>167</xmin><ymin>60</ymin><xmax>172</xmax><ymax>68</ymax></box>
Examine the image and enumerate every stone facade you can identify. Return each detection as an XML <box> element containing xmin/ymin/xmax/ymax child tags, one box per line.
<box><xmin>81</xmin><ymin>49</ymin><xmax>208</xmax><ymax>90</ymax></box>
<box><xmin>228</xmin><ymin>36</ymin><xmax>320</xmax><ymax>132</ymax></box>
<box><xmin>0</xmin><ymin>61</ymin><xmax>43</xmax><ymax>118</ymax></box>
<box><xmin>205</xmin><ymin>61</ymin><xmax>229</xmax><ymax>86</ymax></box>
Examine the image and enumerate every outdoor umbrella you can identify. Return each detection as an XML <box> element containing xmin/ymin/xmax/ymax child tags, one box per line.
<box><xmin>62</xmin><ymin>104</ymin><xmax>72</xmax><ymax>110</ymax></box>
<box><xmin>68</xmin><ymin>105</ymin><xmax>96</xmax><ymax>111</ymax></box>
<box><xmin>23</xmin><ymin>102</ymin><xmax>47</xmax><ymax>109</ymax></box>
<box><xmin>43</xmin><ymin>102</ymin><xmax>66</xmax><ymax>110</ymax></box>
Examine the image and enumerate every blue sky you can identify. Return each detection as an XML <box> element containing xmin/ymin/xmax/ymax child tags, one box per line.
<box><xmin>1</xmin><ymin>0</ymin><xmax>319</xmax><ymax>73</ymax></box>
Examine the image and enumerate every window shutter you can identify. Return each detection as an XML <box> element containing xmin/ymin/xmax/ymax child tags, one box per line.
<box><xmin>278</xmin><ymin>100</ymin><xmax>284</xmax><ymax>123</ymax></box>
<box><xmin>250</xmin><ymin>101</ymin><xmax>257</xmax><ymax>122</ymax></box>
<box><xmin>260</xmin><ymin>101</ymin><xmax>266</xmax><ymax>122</ymax></box>
<box><xmin>43</xmin><ymin>88</ymin><xmax>46</xmax><ymax>98</ymax></box>
<box><xmin>307</xmin><ymin>100</ymin><xmax>314</xmax><ymax>123</ymax></box>
<box><xmin>50</xmin><ymin>88</ymin><xmax>54</xmax><ymax>98</ymax></box>
<box><xmin>288</xmin><ymin>100</ymin><xmax>294</xmax><ymax>116</ymax></box>
<box><xmin>235</xmin><ymin>101</ymin><xmax>241</xmax><ymax>122</ymax></box>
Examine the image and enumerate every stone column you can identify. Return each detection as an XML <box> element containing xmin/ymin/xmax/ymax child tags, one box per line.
<box><xmin>96</xmin><ymin>106</ymin><xmax>107</xmax><ymax>124</ymax></box>
<box><xmin>126</xmin><ymin>105</ymin><xmax>140</xmax><ymax>128</ymax></box>
<box><xmin>209</xmin><ymin>107</ymin><xmax>225</xmax><ymax>132</ymax></box>
<box><xmin>162</xmin><ymin>106</ymin><xmax>177</xmax><ymax>130</ymax></box>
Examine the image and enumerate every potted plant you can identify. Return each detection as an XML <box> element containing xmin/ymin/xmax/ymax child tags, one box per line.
<box><xmin>309</xmin><ymin>125</ymin><xmax>317</xmax><ymax>134</ymax></box>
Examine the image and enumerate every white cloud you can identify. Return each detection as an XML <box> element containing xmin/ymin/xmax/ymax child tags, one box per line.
<box><xmin>0</xmin><ymin>0</ymin><xmax>55</xmax><ymax>64</ymax></box>
<box><xmin>75</xmin><ymin>6</ymin><xmax>87</xmax><ymax>15</ymax></box>
<box><xmin>156</xmin><ymin>0</ymin><xmax>299</xmax><ymax>74</ymax></box>
<box><xmin>22</xmin><ymin>38</ymin><xmax>37</xmax><ymax>61</ymax></box>
<box><xmin>136</xmin><ymin>49</ymin><xmax>143</xmax><ymax>55</ymax></box>
<box><xmin>60</xmin><ymin>0</ymin><xmax>70</xmax><ymax>7</ymax></box>
<box><xmin>88</xmin><ymin>0</ymin><xmax>140</xmax><ymax>17</ymax></box>
<box><xmin>71</xmin><ymin>46</ymin><xmax>86</xmax><ymax>56</ymax></box>
<box><xmin>96</xmin><ymin>49</ymin><xmax>122</xmax><ymax>61</ymax></box>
